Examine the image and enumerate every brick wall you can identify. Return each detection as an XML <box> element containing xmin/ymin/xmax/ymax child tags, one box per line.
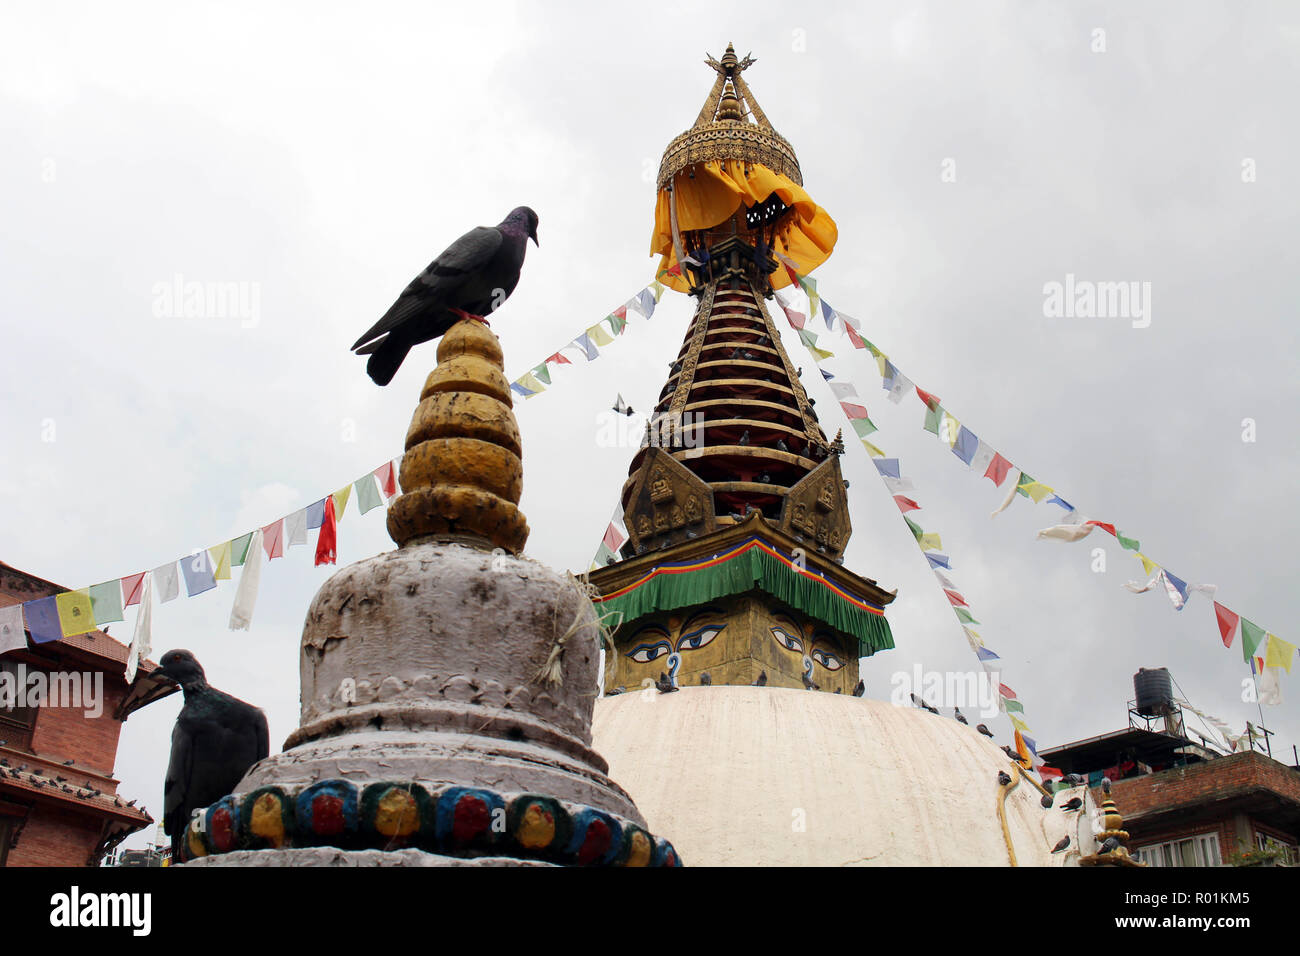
<box><xmin>8</xmin><ymin>803</ymin><xmax>102</xmax><ymax>867</ymax></box>
<box><xmin>1106</xmin><ymin>751</ymin><xmax>1300</xmax><ymax>819</ymax></box>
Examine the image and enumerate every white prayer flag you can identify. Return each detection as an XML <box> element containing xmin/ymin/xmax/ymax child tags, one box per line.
<box><xmin>125</xmin><ymin>573</ymin><xmax>153</xmax><ymax>684</ymax></box>
<box><xmin>0</xmin><ymin>605</ymin><xmax>25</xmax><ymax>656</ymax></box>
<box><xmin>286</xmin><ymin>508</ymin><xmax>308</xmax><ymax>548</ymax></box>
<box><xmin>229</xmin><ymin>529</ymin><xmax>264</xmax><ymax>631</ymax></box>
<box><xmin>152</xmin><ymin>561</ymin><xmax>180</xmax><ymax>604</ymax></box>
<box><xmin>991</xmin><ymin>469</ymin><xmax>1022</xmax><ymax>517</ymax></box>
<box><xmin>1036</xmin><ymin>523</ymin><xmax>1096</xmax><ymax>543</ymax></box>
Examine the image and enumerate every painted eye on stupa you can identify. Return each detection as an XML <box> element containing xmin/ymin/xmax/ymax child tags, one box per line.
<box><xmin>677</xmin><ymin>624</ymin><xmax>723</xmax><ymax>652</ymax></box>
<box><xmin>627</xmin><ymin>641</ymin><xmax>672</xmax><ymax>664</ymax></box>
<box><xmin>770</xmin><ymin>626</ymin><xmax>804</xmax><ymax>654</ymax></box>
<box><xmin>812</xmin><ymin>648</ymin><xmax>845</xmax><ymax>671</ymax></box>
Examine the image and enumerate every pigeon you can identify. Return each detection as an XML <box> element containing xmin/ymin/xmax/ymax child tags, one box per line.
<box><xmin>1060</xmin><ymin>796</ymin><xmax>1083</xmax><ymax>812</ymax></box>
<box><xmin>801</xmin><ymin>670</ymin><xmax>819</xmax><ymax>691</ymax></box>
<box><xmin>909</xmin><ymin>693</ymin><xmax>923</xmax><ymax>708</ymax></box>
<box><xmin>852</xmin><ymin>680</ymin><xmax>865</xmax><ymax>697</ymax></box>
<box><xmin>62</xmin><ymin>759</ymin><xmax>75</xmax><ymax>766</ymax></box>
<box><xmin>922</xmin><ymin>703</ymin><xmax>939</xmax><ymax>715</ymax></box>
<box><xmin>757</xmin><ymin>472</ymin><xmax>771</xmax><ymax>484</ymax></box>
<box><xmin>158</xmin><ymin>650</ymin><xmax>270</xmax><ymax>861</ymax></box>
<box><xmin>1064</xmin><ymin>773</ymin><xmax>1085</xmax><ymax>787</ymax></box>
<box><xmin>737</xmin><ymin>430</ymin><xmax>750</xmax><ymax>446</ymax></box>
<box><xmin>1101</xmin><ymin>777</ymin><xmax>1112</xmax><ymax>795</ymax></box>
<box><xmin>1051</xmin><ymin>835</ymin><xmax>1070</xmax><ymax>854</ymax></box>
<box><xmin>699</xmin><ymin>672</ymin><xmax>712</xmax><ymax>686</ymax></box>
<box><xmin>775</xmin><ymin>439</ymin><xmax>789</xmax><ymax>453</ymax></box>
<box><xmin>754</xmin><ymin>670</ymin><xmax>768</xmax><ymax>687</ymax></box>
<box><xmin>997</xmin><ymin>771</ymin><xmax>1011</xmax><ymax>786</ymax></box>
<box><xmin>654</xmin><ymin>672</ymin><xmax>679</xmax><ymax>694</ymax></box>
<box><xmin>604</xmin><ymin>686</ymin><xmax>624</xmax><ymax>697</ymax></box>
<box><xmin>1040</xmin><ymin>792</ymin><xmax>1054</xmax><ymax>809</ymax></box>
<box><xmin>1001</xmin><ymin>745</ymin><xmax>1018</xmax><ymax>759</ymax></box>
<box><xmin>976</xmin><ymin>724</ymin><xmax>994</xmax><ymax>738</ymax></box>
<box><xmin>351</xmin><ymin>206</ymin><xmax>539</xmax><ymax>385</ymax></box>
<box><xmin>954</xmin><ymin>707</ymin><xmax>968</xmax><ymax>725</ymax></box>
<box><xmin>1098</xmin><ymin>836</ymin><xmax>1121</xmax><ymax>855</ymax></box>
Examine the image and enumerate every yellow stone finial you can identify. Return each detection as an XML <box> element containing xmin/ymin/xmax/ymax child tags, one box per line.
<box><xmin>386</xmin><ymin>319</ymin><xmax>530</xmax><ymax>553</ymax></box>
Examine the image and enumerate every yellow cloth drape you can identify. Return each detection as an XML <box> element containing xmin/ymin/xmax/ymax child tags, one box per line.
<box><xmin>651</xmin><ymin>160</ymin><xmax>837</xmax><ymax>293</ymax></box>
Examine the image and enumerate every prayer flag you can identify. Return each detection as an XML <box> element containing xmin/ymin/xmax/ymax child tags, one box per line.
<box><xmin>230</xmin><ymin>529</ymin><xmax>264</xmax><ymax>631</ymax></box>
<box><xmin>286</xmin><ymin>509</ymin><xmax>308</xmax><ymax>548</ymax></box>
<box><xmin>121</xmin><ymin>572</ymin><xmax>146</xmax><ymax>608</ymax></box>
<box><xmin>1241</xmin><ymin>619</ymin><xmax>1266</xmax><ymax>662</ymax></box>
<box><xmin>850</xmin><ymin>418</ymin><xmax>877</xmax><ymax>438</ymax></box>
<box><xmin>586</xmin><ymin>324</ymin><xmax>614</xmax><ymax>347</ymax></box>
<box><xmin>873</xmin><ymin>458</ymin><xmax>901</xmax><ymax>479</ymax></box>
<box><xmin>153</xmin><ymin>561</ymin><xmax>180</xmax><ymax>603</ymax></box>
<box><xmin>24</xmin><ymin>597</ymin><xmax>62</xmax><ymax>644</ymax></box>
<box><xmin>1214</xmin><ymin>602</ymin><xmax>1239</xmax><ymax>648</ymax></box>
<box><xmin>545</xmin><ymin>352</ymin><xmax>572</xmax><ymax>367</ymax></box>
<box><xmin>953</xmin><ymin>426</ymin><xmax>979</xmax><ymax>465</ymax></box>
<box><xmin>56</xmin><ymin>591</ymin><xmax>95</xmax><ymax>637</ymax></box>
<box><xmin>918</xmin><ymin>533</ymin><xmax>942</xmax><ymax>551</ymax></box>
<box><xmin>1116</xmin><ymin>531</ymin><xmax>1140</xmax><ymax>551</ymax></box>
<box><xmin>209</xmin><ymin>541</ymin><xmax>232</xmax><ymax>581</ymax></box>
<box><xmin>602</xmin><ymin>523</ymin><xmax>625</xmax><ymax>553</ymax></box>
<box><xmin>944</xmin><ymin>589</ymin><xmax>969</xmax><ymax>608</ymax></box>
<box><xmin>306</xmin><ymin>499</ymin><xmax>325</xmax><ymax>530</ymax></box>
<box><xmin>531</xmin><ymin>363</ymin><xmax>552</xmax><ymax>384</ymax></box>
<box><xmin>1265</xmin><ymin>634</ymin><xmax>1295</xmax><ymax>673</ymax></box>
<box><xmin>125</xmin><ymin>573</ymin><xmax>152</xmax><ymax>684</ymax></box>
<box><xmin>970</xmin><ymin>441</ymin><xmax>996</xmax><ymax>477</ymax></box>
<box><xmin>88</xmin><ymin>581</ymin><xmax>124</xmax><ymax>625</ymax></box>
<box><xmin>894</xmin><ymin>495</ymin><xmax>920</xmax><ymax>514</ymax></box>
<box><xmin>916</xmin><ymin>387</ymin><xmax>941</xmax><ymax>410</ymax></box>
<box><xmin>925</xmin><ymin>552</ymin><xmax>951</xmax><ymax>570</ymax></box>
<box><xmin>1161</xmin><ymin>570</ymin><xmax>1189</xmax><ymax>610</ymax></box>
<box><xmin>181</xmin><ymin>551</ymin><xmax>217</xmax><ymax>598</ymax></box>
<box><xmin>923</xmin><ymin>404</ymin><xmax>943</xmax><ymax>435</ymax></box>
<box><xmin>315</xmin><ymin>495</ymin><xmax>338</xmax><ymax>566</ymax></box>
<box><xmin>840</xmin><ymin>401</ymin><xmax>869</xmax><ymax>420</ymax></box>
<box><xmin>355</xmin><ymin>473</ymin><xmax>383</xmax><ymax>514</ymax></box>
<box><xmin>984</xmin><ymin>453</ymin><xmax>1013</xmax><ymax>487</ymax></box>
<box><xmin>231</xmin><ymin>531</ymin><xmax>254</xmax><ymax>567</ymax></box>
<box><xmin>262</xmin><ymin>518</ymin><xmax>285</xmax><ymax>560</ymax></box>
<box><xmin>954</xmin><ymin>608</ymin><xmax>979</xmax><ymax>625</ymax></box>
<box><xmin>375</xmin><ymin>461</ymin><xmax>397</xmax><ymax>498</ymax></box>
<box><xmin>333</xmin><ymin>485</ymin><xmax>352</xmax><ymax>522</ymax></box>
<box><xmin>844</xmin><ymin>323</ymin><xmax>867</xmax><ymax>350</ymax></box>
<box><xmin>829</xmin><ymin>382</ymin><xmax>858</xmax><ymax>399</ymax></box>
<box><xmin>573</xmin><ymin>334</ymin><xmax>599</xmax><ymax>361</ymax></box>
<box><xmin>0</xmin><ymin>604</ymin><xmax>25</xmax><ymax>656</ymax></box>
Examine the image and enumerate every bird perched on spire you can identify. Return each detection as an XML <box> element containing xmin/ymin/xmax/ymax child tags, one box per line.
<box><xmin>157</xmin><ymin>650</ymin><xmax>269</xmax><ymax>860</ymax></box>
<box><xmin>352</xmin><ymin>206</ymin><xmax>539</xmax><ymax>385</ymax></box>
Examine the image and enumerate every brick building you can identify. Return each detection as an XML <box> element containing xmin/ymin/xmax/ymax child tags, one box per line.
<box><xmin>0</xmin><ymin>561</ymin><xmax>173</xmax><ymax>866</ymax></box>
<box><xmin>1041</xmin><ymin>688</ymin><xmax>1300</xmax><ymax>867</ymax></box>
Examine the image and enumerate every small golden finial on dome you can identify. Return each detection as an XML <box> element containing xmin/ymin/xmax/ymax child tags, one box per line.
<box><xmin>386</xmin><ymin>319</ymin><xmax>530</xmax><ymax>554</ymax></box>
<box><xmin>1080</xmin><ymin>778</ymin><xmax>1143</xmax><ymax>866</ymax></box>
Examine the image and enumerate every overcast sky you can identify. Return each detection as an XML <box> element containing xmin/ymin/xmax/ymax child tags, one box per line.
<box><xmin>2</xmin><ymin>1</ymin><xmax>1297</xmax><ymax>855</ymax></box>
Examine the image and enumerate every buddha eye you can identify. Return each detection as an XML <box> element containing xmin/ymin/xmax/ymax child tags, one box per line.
<box><xmin>812</xmin><ymin>648</ymin><xmax>845</xmax><ymax>671</ymax></box>
<box><xmin>627</xmin><ymin>641</ymin><xmax>671</xmax><ymax>664</ymax></box>
<box><xmin>770</xmin><ymin>626</ymin><xmax>803</xmax><ymax>654</ymax></box>
<box><xmin>677</xmin><ymin>624</ymin><xmax>723</xmax><ymax>652</ymax></box>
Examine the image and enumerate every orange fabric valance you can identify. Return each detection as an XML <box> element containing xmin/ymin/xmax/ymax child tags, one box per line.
<box><xmin>651</xmin><ymin>159</ymin><xmax>837</xmax><ymax>293</ymax></box>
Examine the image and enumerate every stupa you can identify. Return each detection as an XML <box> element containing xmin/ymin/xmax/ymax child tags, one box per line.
<box><xmin>184</xmin><ymin>320</ymin><xmax>678</xmax><ymax>866</ymax></box>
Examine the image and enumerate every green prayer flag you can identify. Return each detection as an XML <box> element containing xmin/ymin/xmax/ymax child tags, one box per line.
<box><xmin>923</xmin><ymin>404</ymin><xmax>943</xmax><ymax>435</ymax></box>
<box><xmin>904</xmin><ymin>516</ymin><xmax>924</xmax><ymax>541</ymax></box>
<box><xmin>1117</xmin><ymin>532</ymin><xmax>1140</xmax><ymax>551</ymax></box>
<box><xmin>606</xmin><ymin>313</ymin><xmax>626</xmax><ymax>335</ymax></box>
<box><xmin>850</xmin><ymin>417</ymin><xmax>877</xmax><ymax>438</ymax></box>
<box><xmin>954</xmin><ymin>608</ymin><xmax>980</xmax><ymax>625</ymax></box>
<box><xmin>1242</xmin><ymin>619</ymin><xmax>1266</xmax><ymax>662</ymax></box>
<box><xmin>1004</xmin><ymin>700</ymin><xmax>1025</xmax><ymax>714</ymax></box>
<box><xmin>231</xmin><ymin>531</ymin><xmax>254</xmax><ymax>567</ymax></box>
<box><xmin>594</xmin><ymin>542</ymin><xmax>616</xmax><ymax>566</ymax></box>
<box><xmin>531</xmin><ymin>363</ymin><xmax>552</xmax><ymax>385</ymax></box>
<box><xmin>797</xmin><ymin>328</ymin><xmax>819</xmax><ymax>349</ymax></box>
<box><xmin>88</xmin><ymin>581</ymin><xmax>124</xmax><ymax>625</ymax></box>
<box><xmin>355</xmin><ymin>474</ymin><xmax>384</xmax><ymax>514</ymax></box>
<box><xmin>1016</xmin><ymin>472</ymin><xmax>1034</xmax><ymax>498</ymax></box>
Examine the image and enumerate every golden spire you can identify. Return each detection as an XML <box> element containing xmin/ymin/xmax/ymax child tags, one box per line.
<box><xmin>386</xmin><ymin>319</ymin><xmax>530</xmax><ymax>553</ymax></box>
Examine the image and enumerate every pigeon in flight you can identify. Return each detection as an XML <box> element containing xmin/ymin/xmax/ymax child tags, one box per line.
<box><xmin>352</xmin><ymin>206</ymin><xmax>539</xmax><ymax>385</ymax></box>
<box><xmin>158</xmin><ymin>650</ymin><xmax>270</xmax><ymax>861</ymax></box>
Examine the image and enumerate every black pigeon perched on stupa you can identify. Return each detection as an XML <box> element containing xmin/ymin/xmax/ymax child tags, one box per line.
<box><xmin>1051</xmin><ymin>835</ymin><xmax>1070</xmax><ymax>854</ymax></box>
<box><xmin>352</xmin><ymin>206</ymin><xmax>539</xmax><ymax>386</ymax></box>
<box><xmin>1060</xmin><ymin>796</ymin><xmax>1083</xmax><ymax>812</ymax></box>
<box><xmin>954</xmin><ymin>706</ymin><xmax>968</xmax><ymax>725</ymax></box>
<box><xmin>157</xmin><ymin>649</ymin><xmax>269</xmax><ymax>860</ymax></box>
<box><xmin>976</xmin><ymin>723</ymin><xmax>994</xmax><ymax>738</ymax></box>
<box><xmin>754</xmin><ymin>670</ymin><xmax>768</xmax><ymax>687</ymax></box>
<box><xmin>997</xmin><ymin>771</ymin><xmax>1011</xmax><ymax>786</ymax></box>
<box><xmin>1098</xmin><ymin>836</ymin><xmax>1121</xmax><ymax>855</ymax></box>
<box><xmin>655</xmin><ymin>672</ymin><xmax>679</xmax><ymax>694</ymax></box>
<box><xmin>1040</xmin><ymin>792</ymin><xmax>1054</xmax><ymax>809</ymax></box>
<box><xmin>852</xmin><ymin>680</ymin><xmax>865</xmax><ymax>697</ymax></box>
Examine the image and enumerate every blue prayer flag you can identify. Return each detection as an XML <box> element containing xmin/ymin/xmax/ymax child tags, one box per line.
<box><xmin>23</xmin><ymin>596</ymin><xmax>63</xmax><ymax>644</ymax></box>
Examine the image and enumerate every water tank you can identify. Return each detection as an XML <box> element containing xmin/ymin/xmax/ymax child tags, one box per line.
<box><xmin>1134</xmin><ymin>667</ymin><xmax>1174</xmax><ymax>717</ymax></box>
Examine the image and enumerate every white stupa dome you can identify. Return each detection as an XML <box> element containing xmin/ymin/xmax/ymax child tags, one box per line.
<box><xmin>592</xmin><ymin>686</ymin><xmax>1097</xmax><ymax>866</ymax></box>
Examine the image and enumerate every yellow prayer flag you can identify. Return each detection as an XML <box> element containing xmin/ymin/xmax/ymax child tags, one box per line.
<box><xmin>1020</xmin><ymin>481</ymin><xmax>1054</xmax><ymax>504</ymax></box>
<box><xmin>517</xmin><ymin>372</ymin><xmax>546</xmax><ymax>396</ymax></box>
<box><xmin>649</xmin><ymin>280</ymin><xmax>665</xmax><ymax>302</ymax></box>
<box><xmin>333</xmin><ymin>485</ymin><xmax>352</xmax><ymax>522</ymax></box>
<box><xmin>861</xmin><ymin>439</ymin><xmax>886</xmax><ymax>458</ymax></box>
<box><xmin>1265</xmin><ymin>634</ymin><xmax>1296</xmax><ymax>673</ymax></box>
<box><xmin>810</xmin><ymin>346</ymin><xmax>834</xmax><ymax>361</ymax></box>
<box><xmin>1137</xmin><ymin>552</ymin><xmax>1159</xmax><ymax>577</ymax></box>
<box><xmin>918</xmin><ymin>533</ymin><xmax>943</xmax><ymax>551</ymax></box>
<box><xmin>1008</xmin><ymin>714</ymin><xmax>1030</xmax><ymax>733</ymax></box>
<box><xmin>56</xmin><ymin>590</ymin><xmax>96</xmax><ymax>637</ymax></box>
<box><xmin>586</xmin><ymin>324</ymin><xmax>614</xmax><ymax>347</ymax></box>
<box><xmin>209</xmin><ymin>541</ymin><xmax>232</xmax><ymax>581</ymax></box>
<box><xmin>942</xmin><ymin>414</ymin><xmax>960</xmax><ymax>448</ymax></box>
<box><xmin>964</xmin><ymin>628</ymin><xmax>983</xmax><ymax>647</ymax></box>
<box><xmin>875</xmin><ymin>353</ymin><xmax>889</xmax><ymax>378</ymax></box>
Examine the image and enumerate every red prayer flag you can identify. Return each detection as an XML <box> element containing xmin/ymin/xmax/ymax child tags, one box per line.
<box><xmin>999</xmin><ymin>683</ymin><xmax>1016</xmax><ymax>700</ymax></box>
<box><xmin>984</xmin><ymin>453</ymin><xmax>1013</xmax><ymax>487</ymax></box>
<box><xmin>839</xmin><ymin>402</ymin><xmax>869</xmax><ymax>420</ymax></box>
<box><xmin>601</xmin><ymin>524</ymin><xmax>625</xmax><ymax>553</ymax></box>
<box><xmin>784</xmin><ymin>263</ymin><xmax>800</xmax><ymax>286</ymax></box>
<box><xmin>612</xmin><ymin>305</ymin><xmax>628</xmax><ymax>320</ymax></box>
<box><xmin>893</xmin><ymin>495</ymin><xmax>921</xmax><ymax>514</ymax></box>
<box><xmin>666</xmin><ymin>264</ymin><xmax>682</xmax><ymax>278</ymax></box>
<box><xmin>315</xmin><ymin>496</ymin><xmax>337</xmax><ymax>567</ymax></box>
<box><xmin>845</xmin><ymin>323</ymin><xmax>867</xmax><ymax>350</ymax></box>
<box><xmin>262</xmin><ymin>519</ymin><xmax>285</xmax><ymax>560</ymax></box>
<box><xmin>121</xmin><ymin>572</ymin><xmax>146</xmax><ymax>608</ymax></box>
<box><xmin>1039</xmin><ymin>766</ymin><xmax>1064</xmax><ymax>781</ymax></box>
<box><xmin>1086</xmin><ymin>521</ymin><xmax>1117</xmax><ymax>536</ymax></box>
<box><xmin>545</xmin><ymin>352</ymin><xmax>572</xmax><ymax>366</ymax></box>
<box><xmin>915</xmin><ymin>387</ymin><xmax>941</xmax><ymax>410</ymax></box>
<box><xmin>374</xmin><ymin>461</ymin><xmax>397</xmax><ymax>498</ymax></box>
<box><xmin>782</xmin><ymin>307</ymin><xmax>806</xmax><ymax>330</ymax></box>
<box><xmin>943</xmin><ymin>589</ymin><xmax>969</xmax><ymax>608</ymax></box>
<box><xmin>1214</xmin><ymin>601</ymin><xmax>1240</xmax><ymax>648</ymax></box>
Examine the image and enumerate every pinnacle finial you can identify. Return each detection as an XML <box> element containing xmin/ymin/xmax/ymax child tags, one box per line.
<box><xmin>386</xmin><ymin>319</ymin><xmax>530</xmax><ymax>553</ymax></box>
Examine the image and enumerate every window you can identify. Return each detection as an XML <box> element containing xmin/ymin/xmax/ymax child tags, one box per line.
<box><xmin>0</xmin><ymin>661</ymin><xmax>39</xmax><ymax>751</ymax></box>
<box><xmin>1255</xmin><ymin>832</ymin><xmax>1297</xmax><ymax>866</ymax></box>
<box><xmin>1133</xmin><ymin>833</ymin><xmax>1221</xmax><ymax>867</ymax></box>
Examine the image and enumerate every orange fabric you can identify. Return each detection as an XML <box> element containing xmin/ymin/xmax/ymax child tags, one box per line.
<box><xmin>651</xmin><ymin>159</ymin><xmax>837</xmax><ymax>293</ymax></box>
